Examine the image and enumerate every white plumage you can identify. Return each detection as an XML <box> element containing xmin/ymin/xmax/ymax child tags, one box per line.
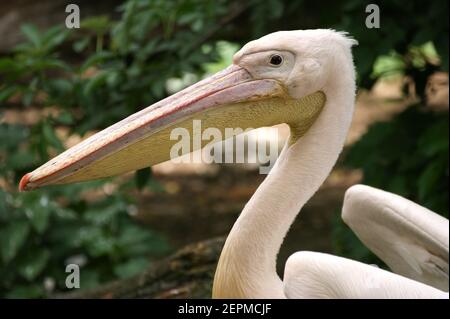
<box><xmin>212</xmin><ymin>30</ymin><xmax>449</xmax><ymax>299</ymax></box>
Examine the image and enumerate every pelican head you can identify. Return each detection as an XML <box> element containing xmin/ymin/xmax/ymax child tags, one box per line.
<box><xmin>19</xmin><ymin>29</ymin><xmax>355</xmax><ymax>191</ymax></box>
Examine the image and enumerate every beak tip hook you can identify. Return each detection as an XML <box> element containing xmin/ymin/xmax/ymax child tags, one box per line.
<box><xmin>19</xmin><ymin>173</ymin><xmax>31</xmax><ymax>192</ymax></box>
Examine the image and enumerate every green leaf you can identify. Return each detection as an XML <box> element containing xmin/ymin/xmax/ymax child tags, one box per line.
<box><xmin>42</xmin><ymin>122</ymin><xmax>64</xmax><ymax>151</ymax></box>
<box><xmin>22</xmin><ymin>90</ymin><xmax>35</xmax><ymax>106</ymax></box>
<box><xmin>372</xmin><ymin>54</ymin><xmax>405</xmax><ymax>78</ymax></box>
<box><xmin>83</xmin><ymin>72</ymin><xmax>108</xmax><ymax>95</ymax></box>
<box><xmin>0</xmin><ymin>191</ymin><xmax>8</xmax><ymax>216</ymax></box>
<box><xmin>26</xmin><ymin>197</ymin><xmax>51</xmax><ymax>234</ymax></box>
<box><xmin>73</xmin><ymin>38</ymin><xmax>90</xmax><ymax>53</ymax></box>
<box><xmin>84</xmin><ymin>203</ymin><xmax>122</xmax><ymax>226</ymax></box>
<box><xmin>32</xmin><ymin>58</ymin><xmax>69</xmax><ymax>71</ymax></box>
<box><xmin>114</xmin><ymin>257</ymin><xmax>149</xmax><ymax>278</ymax></box>
<box><xmin>8</xmin><ymin>151</ymin><xmax>35</xmax><ymax>170</ymax></box>
<box><xmin>80</xmin><ymin>15</ymin><xmax>112</xmax><ymax>34</ymax></box>
<box><xmin>0</xmin><ymin>221</ymin><xmax>30</xmax><ymax>263</ymax></box>
<box><xmin>0</xmin><ymin>86</ymin><xmax>18</xmax><ymax>103</ymax></box>
<box><xmin>18</xmin><ymin>249</ymin><xmax>50</xmax><ymax>281</ymax></box>
<box><xmin>86</xmin><ymin>235</ymin><xmax>116</xmax><ymax>257</ymax></box>
<box><xmin>53</xmin><ymin>207</ymin><xmax>78</xmax><ymax>220</ymax></box>
<box><xmin>0</xmin><ymin>58</ymin><xmax>18</xmax><ymax>73</ymax></box>
<box><xmin>117</xmin><ymin>224</ymin><xmax>170</xmax><ymax>257</ymax></box>
<box><xmin>43</xmin><ymin>27</ymin><xmax>69</xmax><ymax>50</ymax></box>
<box><xmin>57</xmin><ymin>112</ymin><xmax>74</xmax><ymax>125</ymax></box>
<box><xmin>21</xmin><ymin>24</ymin><xmax>41</xmax><ymax>47</ymax></box>
<box><xmin>80</xmin><ymin>51</ymin><xmax>115</xmax><ymax>72</ymax></box>
<box><xmin>49</xmin><ymin>79</ymin><xmax>73</xmax><ymax>96</ymax></box>
<box><xmin>0</xmin><ymin>123</ymin><xmax>28</xmax><ymax>149</ymax></box>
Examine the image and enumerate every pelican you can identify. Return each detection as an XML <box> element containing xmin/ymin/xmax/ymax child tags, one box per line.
<box><xmin>19</xmin><ymin>30</ymin><xmax>448</xmax><ymax>298</ymax></box>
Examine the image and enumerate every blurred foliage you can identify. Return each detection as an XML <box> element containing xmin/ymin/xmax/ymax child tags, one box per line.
<box><xmin>0</xmin><ymin>0</ymin><xmax>448</xmax><ymax>297</ymax></box>
<box><xmin>335</xmin><ymin>1</ymin><xmax>449</xmax><ymax>263</ymax></box>
<box><xmin>337</xmin><ymin>105</ymin><xmax>449</xmax><ymax>263</ymax></box>
<box><xmin>347</xmin><ymin>107</ymin><xmax>449</xmax><ymax>217</ymax></box>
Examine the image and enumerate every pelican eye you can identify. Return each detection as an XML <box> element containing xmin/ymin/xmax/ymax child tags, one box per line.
<box><xmin>269</xmin><ymin>54</ymin><xmax>283</xmax><ymax>66</ymax></box>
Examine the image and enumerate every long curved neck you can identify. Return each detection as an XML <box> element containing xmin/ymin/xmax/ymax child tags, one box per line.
<box><xmin>212</xmin><ymin>58</ymin><xmax>356</xmax><ymax>298</ymax></box>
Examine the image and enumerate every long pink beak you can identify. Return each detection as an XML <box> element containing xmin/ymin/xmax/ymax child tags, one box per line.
<box><xmin>19</xmin><ymin>64</ymin><xmax>284</xmax><ymax>191</ymax></box>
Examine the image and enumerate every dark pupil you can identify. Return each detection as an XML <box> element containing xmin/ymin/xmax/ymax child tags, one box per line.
<box><xmin>270</xmin><ymin>55</ymin><xmax>282</xmax><ymax>65</ymax></box>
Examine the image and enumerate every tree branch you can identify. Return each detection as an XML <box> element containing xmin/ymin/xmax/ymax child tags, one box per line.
<box><xmin>57</xmin><ymin>237</ymin><xmax>225</xmax><ymax>299</ymax></box>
